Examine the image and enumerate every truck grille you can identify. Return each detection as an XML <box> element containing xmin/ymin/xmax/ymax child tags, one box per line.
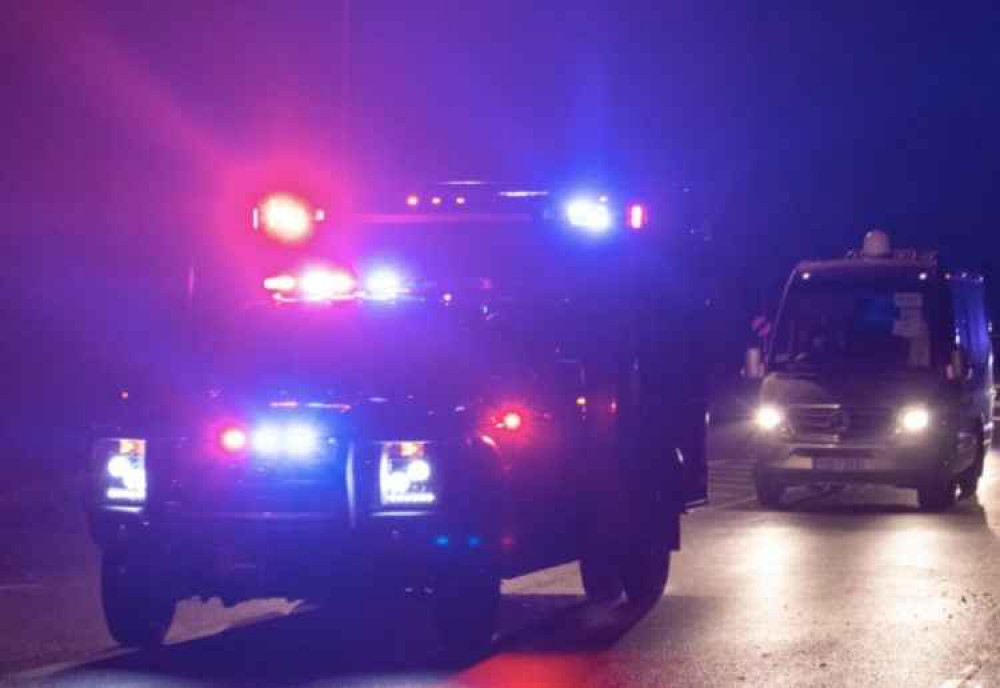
<box><xmin>154</xmin><ymin>441</ymin><xmax>349</xmax><ymax>515</ymax></box>
<box><xmin>787</xmin><ymin>406</ymin><xmax>895</xmax><ymax>441</ymax></box>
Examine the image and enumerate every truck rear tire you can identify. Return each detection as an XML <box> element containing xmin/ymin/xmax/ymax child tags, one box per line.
<box><xmin>579</xmin><ymin>553</ymin><xmax>624</xmax><ymax>603</ymax></box>
<box><xmin>431</xmin><ymin>569</ymin><xmax>500</xmax><ymax>662</ymax></box>
<box><xmin>620</xmin><ymin>546</ymin><xmax>670</xmax><ymax>608</ymax></box>
<box><xmin>101</xmin><ymin>551</ymin><xmax>175</xmax><ymax>648</ymax></box>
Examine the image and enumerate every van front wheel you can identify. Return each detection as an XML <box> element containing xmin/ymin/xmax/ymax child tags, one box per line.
<box><xmin>754</xmin><ymin>473</ymin><xmax>785</xmax><ymax>509</ymax></box>
<box><xmin>917</xmin><ymin>479</ymin><xmax>958</xmax><ymax>512</ymax></box>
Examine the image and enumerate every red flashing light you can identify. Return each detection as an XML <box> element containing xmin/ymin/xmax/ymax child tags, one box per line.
<box><xmin>300</xmin><ymin>268</ymin><xmax>356</xmax><ymax>300</ymax></box>
<box><xmin>220</xmin><ymin>427</ymin><xmax>248</xmax><ymax>453</ymax></box>
<box><xmin>258</xmin><ymin>194</ymin><xmax>314</xmax><ymax>243</ymax></box>
<box><xmin>498</xmin><ymin>411</ymin><xmax>524</xmax><ymax>432</ymax></box>
<box><xmin>264</xmin><ymin>274</ymin><xmax>297</xmax><ymax>292</ymax></box>
<box><xmin>406</xmin><ymin>194</ymin><xmax>419</xmax><ymax>207</ymax></box>
<box><xmin>628</xmin><ymin>204</ymin><xmax>646</xmax><ymax>230</ymax></box>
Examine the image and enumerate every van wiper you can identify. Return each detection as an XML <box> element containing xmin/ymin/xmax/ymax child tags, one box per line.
<box><xmin>772</xmin><ymin>359</ymin><xmax>819</xmax><ymax>377</ymax></box>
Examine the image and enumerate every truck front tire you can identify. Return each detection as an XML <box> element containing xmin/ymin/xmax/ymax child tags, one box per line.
<box><xmin>431</xmin><ymin>568</ymin><xmax>500</xmax><ymax>662</ymax></box>
<box><xmin>579</xmin><ymin>553</ymin><xmax>624</xmax><ymax>603</ymax></box>
<box><xmin>101</xmin><ymin>551</ymin><xmax>175</xmax><ymax>648</ymax></box>
<box><xmin>620</xmin><ymin>546</ymin><xmax>670</xmax><ymax>608</ymax></box>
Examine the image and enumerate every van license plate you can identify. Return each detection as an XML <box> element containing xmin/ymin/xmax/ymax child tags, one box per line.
<box><xmin>814</xmin><ymin>457</ymin><xmax>867</xmax><ymax>472</ymax></box>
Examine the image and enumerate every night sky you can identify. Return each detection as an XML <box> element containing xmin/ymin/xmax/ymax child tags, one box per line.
<box><xmin>3</xmin><ymin>1</ymin><xmax>1000</xmax><ymax>438</ymax></box>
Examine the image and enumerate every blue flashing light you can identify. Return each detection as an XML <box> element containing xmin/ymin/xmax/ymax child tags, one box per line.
<box><xmin>565</xmin><ymin>197</ymin><xmax>613</xmax><ymax>233</ymax></box>
<box><xmin>434</xmin><ymin>535</ymin><xmax>451</xmax><ymax>548</ymax></box>
<box><xmin>467</xmin><ymin>535</ymin><xmax>483</xmax><ymax>548</ymax></box>
<box><xmin>365</xmin><ymin>268</ymin><xmax>405</xmax><ymax>301</ymax></box>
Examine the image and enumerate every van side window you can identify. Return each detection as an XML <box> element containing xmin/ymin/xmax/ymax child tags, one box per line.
<box><xmin>952</xmin><ymin>282</ymin><xmax>989</xmax><ymax>369</ymax></box>
<box><xmin>965</xmin><ymin>284</ymin><xmax>990</xmax><ymax>368</ymax></box>
<box><xmin>950</xmin><ymin>284</ymin><xmax>972</xmax><ymax>357</ymax></box>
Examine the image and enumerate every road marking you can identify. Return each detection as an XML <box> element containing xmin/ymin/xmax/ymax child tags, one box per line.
<box><xmin>10</xmin><ymin>649</ymin><xmax>128</xmax><ymax>682</ymax></box>
<box><xmin>707</xmin><ymin>495</ymin><xmax>758</xmax><ymax>510</ymax></box>
<box><xmin>9</xmin><ymin>601</ymin><xmax>304</xmax><ymax>681</ymax></box>
<box><xmin>941</xmin><ymin>657</ymin><xmax>989</xmax><ymax>688</ymax></box>
<box><xmin>0</xmin><ymin>582</ymin><xmax>43</xmax><ymax>591</ymax></box>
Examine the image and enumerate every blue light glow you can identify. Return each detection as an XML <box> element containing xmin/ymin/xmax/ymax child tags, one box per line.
<box><xmin>252</xmin><ymin>425</ymin><xmax>282</xmax><ymax>455</ymax></box>
<box><xmin>251</xmin><ymin>423</ymin><xmax>322</xmax><ymax>458</ymax></box>
<box><xmin>286</xmin><ymin>424</ymin><xmax>320</xmax><ymax>457</ymax></box>
<box><xmin>365</xmin><ymin>269</ymin><xmax>405</xmax><ymax>301</ymax></box>
<box><xmin>565</xmin><ymin>197</ymin><xmax>613</xmax><ymax>233</ymax></box>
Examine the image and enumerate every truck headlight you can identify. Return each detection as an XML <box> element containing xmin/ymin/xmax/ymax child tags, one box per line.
<box><xmin>96</xmin><ymin>438</ymin><xmax>147</xmax><ymax>502</ymax></box>
<box><xmin>379</xmin><ymin>441</ymin><xmax>436</xmax><ymax>506</ymax></box>
<box><xmin>755</xmin><ymin>405</ymin><xmax>785</xmax><ymax>432</ymax></box>
<box><xmin>899</xmin><ymin>406</ymin><xmax>931</xmax><ymax>433</ymax></box>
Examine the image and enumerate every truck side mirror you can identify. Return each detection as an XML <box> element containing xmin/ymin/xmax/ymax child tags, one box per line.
<box><xmin>743</xmin><ymin>347</ymin><xmax>765</xmax><ymax>380</ymax></box>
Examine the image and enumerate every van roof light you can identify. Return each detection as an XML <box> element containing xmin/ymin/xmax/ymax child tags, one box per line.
<box><xmin>861</xmin><ymin>229</ymin><xmax>891</xmax><ymax>258</ymax></box>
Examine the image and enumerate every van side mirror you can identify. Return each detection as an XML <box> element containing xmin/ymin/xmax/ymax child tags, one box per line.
<box><xmin>947</xmin><ymin>347</ymin><xmax>972</xmax><ymax>382</ymax></box>
<box><xmin>743</xmin><ymin>347</ymin><xmax>765</xmax><ymax>380</ymax></box>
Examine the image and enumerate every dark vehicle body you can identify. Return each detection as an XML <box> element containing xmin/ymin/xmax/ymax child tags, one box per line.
<box><xmin>752</xmin><ymin>241</ymin><xmax>993</xmax><ymax>510</ymax></box>
<box><xmin>87</xmin><ymin>183</ymin><xmax>711</xmax><ymax>653</ymax></box>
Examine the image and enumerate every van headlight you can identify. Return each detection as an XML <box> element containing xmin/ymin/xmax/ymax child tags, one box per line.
<box><xmin>96</xmin><ymin>438</ymin><xmax>147</xmax><ymax>503</ymax></box>
<box><xmin>754</xmin><ymin>405</ymin><xmax>785</xmax><ymax>432</ymax></box>
<box><xmin>899</xmin><ymin>406</ymin><xmax>931</xmax><ymax>433</ymax></box>
<box><xmin>378</xmin><ymin>441</ymin><xmax>436</xmax><ymax>506</ymax></box>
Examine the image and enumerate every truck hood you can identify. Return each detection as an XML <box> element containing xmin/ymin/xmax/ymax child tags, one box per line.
<box><xmin>104</xmin><ymin>378</ymin><xmax>512</xmax><ymax>441</ymax></box>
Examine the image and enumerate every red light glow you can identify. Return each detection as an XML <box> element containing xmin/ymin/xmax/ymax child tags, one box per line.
<box><xmin>259</xmin><ymin>193</ymin><xmax>313</xmax><ymax>243</ymax></box>
<box><xmin>220</xmin><ymin>427</ymin><xmax>248</xmax><ymax>453</ymax></box>
<box><xmin>263</xmin><ymin>274</ymin><xmax>297</xmax><ymax>292</ymax></box>
<box><xmin>406</xmin><ymin>194</ymin><xmax>419</xmax><ymax>207</ymax></box>
<box><xmin>628</xmin><ymin>204</ymin><xmax>646</xmax><ymax>230</ymax></box>
<box><xmin>300</xmin><ymin>269</ymin><xmax>356</xmax><ymax>300</ymax></box>
<box><xmin>499</xmin><ymin>411</ymin><xmax>524</xmax><ymax>432</ymax></box>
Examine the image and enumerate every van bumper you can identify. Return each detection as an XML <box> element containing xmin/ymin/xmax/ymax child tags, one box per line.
<box><xmin>752</xmin><ymin>438</ymin><xmax>952</xmax><ymax>489</ymax></box>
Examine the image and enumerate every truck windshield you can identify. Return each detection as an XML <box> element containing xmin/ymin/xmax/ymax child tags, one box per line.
<box><xmin>771</xmin><ymin>280</ymin><xmax>935</xmax><ymax>372</ymax></box>
<box><xmin>203</xmin><ymin>300</ymin><xmax>534</xmax><ymax>398</ymax></box>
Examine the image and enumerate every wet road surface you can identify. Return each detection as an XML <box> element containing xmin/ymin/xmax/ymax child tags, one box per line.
<box><xmin>3</xmin><ymin>422</ymin><xmax>1000</xmax><ymax>687</ymax></box>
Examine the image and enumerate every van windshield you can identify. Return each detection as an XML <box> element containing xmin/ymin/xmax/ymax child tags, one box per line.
<box><xmin>771</xmin><ymin>280</ymin><xmax>935</xmax><ymax>372</ymax></box>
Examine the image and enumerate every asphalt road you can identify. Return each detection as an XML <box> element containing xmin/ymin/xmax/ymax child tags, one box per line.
<box><xmin>4</xmin><ymin>422</ymin><xmax>1000</xmax><ymax>687</ymax></box>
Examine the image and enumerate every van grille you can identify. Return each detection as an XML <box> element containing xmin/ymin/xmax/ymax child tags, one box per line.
<box><xmin>787</xmin><ymin>406</ymin><xmax>895</xmax><ymax>441</ymax></box>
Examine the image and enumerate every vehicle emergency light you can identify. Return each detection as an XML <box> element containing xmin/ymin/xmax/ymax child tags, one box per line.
<box><xmin>220</xmin><ymin>427</ymin><xmax>248</xmax><ymax>453</ymax></box>
<box><xmin>861</xmin><ymin>230</ymin><xmax>891</xmax><ymax>258</ymax></box>
<box><xmin>565</xmin><ymin>197</ymin><xmax>613</xmax><ymax>233</ymax></box>
<box><xmin>253</xmin><ymin>193</ymin><xmax>322</xmax><ymax>244</ymax></box>
<box><xmin>364</xmin><ymin>269</ymin><xmax>406</xmax><ymax>301</ymax></box>
<box><xmin>263</xmin><ymin>275</ymin><xmax>297</xmax><ymax>292</ymax></box>
<box><xmin>300</xmin><ymin>269</ymin><xmax>356</xmax><ymax>301</ymax></box>
<box><xmin>628</xmin><ymin>204</ymin><xmax>647</xmax><ymax>230</ymax></box>
<box><xmin>498</xmin><ymin>411</ymin><xmax>524</xmax><ymax>432</ymax></box>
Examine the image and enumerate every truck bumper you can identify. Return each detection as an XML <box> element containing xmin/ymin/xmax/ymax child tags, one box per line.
<box><xmin>89</xmin><ymin>506</ymin><xmax>499</xmax><ymax>601</ymax></box>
